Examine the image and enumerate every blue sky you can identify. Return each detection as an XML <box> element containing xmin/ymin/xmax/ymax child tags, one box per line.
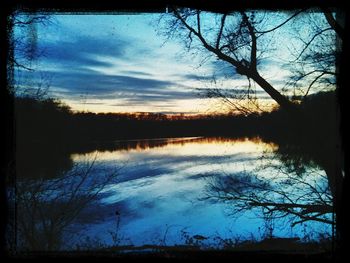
<box><xmin>14</xmin><ymin>12</ymin><xmax>335</xmax><ymax>114</ymax></box>
<box><xmin>15</xmin><ymin>14</ymin><xmax>222</xmax><ymax>113</ymax></box>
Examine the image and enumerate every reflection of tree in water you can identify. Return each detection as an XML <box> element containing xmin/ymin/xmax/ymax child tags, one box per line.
<box><xmin>69</xmin><ymin>136</ymin><xmax>261</xmax><ymax>154</ymax></box>
<box><xmin>207</xmin><ymin>165</ymin><xmax>333</xmax><ymax>225</ymax></box>
<box><xmin>204</xmin><ymin>144</ymin><xmax>335</xmax><ymax>239</ymax></box>
<box><xmin>9</xmin><ymin>156</ymin><xmax>120</xmax><ymax>251</ymax></box>
<box><xmin>15</xmin><ymin>142</ymin><xmax>74</xmax><ymax>180</ymax></box>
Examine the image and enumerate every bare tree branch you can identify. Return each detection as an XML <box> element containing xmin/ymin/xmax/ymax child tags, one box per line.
<box><xmin>168</xmin><ymin>7</ymin><xmax>296</xmax><ymax>111</ymax></box>
<box><xmin>255</xmin><ymin>9</ymin><xmax>306</xmax><ymax>35</ymax></box>
<box><xmin>170</xmin><ymin>7</ymin><xmax>243</xmax><ymax>70</ymax></box>
<box><xmin>196</xmin><ymin>10</ymin><xmax>201</xmax><ymax>34</ymax></box>
<box><xmin>293</xmin><ymin>27</ymin><xmax>333</xmax><ymax>62</ymax></box>
<box><xmin>216</xmin><ymin>14</ymin><xmax>227</xmax><ymax>49</ymax></box>
<box><xmin>241</xmin><ymin>12</ymin><xmax>257</xmax><ymax>70</ymax></box>
<box><xmin>14</xmin><ymin>157</ymin><xmax>121</xmax><ymax>250</ymax></box>
<box><xmin>303</xmin><ymin>72</ymin><xmax>328</xmax><ymax>98</ymax></box>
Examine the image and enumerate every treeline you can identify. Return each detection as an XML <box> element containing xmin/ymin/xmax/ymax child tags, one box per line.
<box><xmin>14</xmin><ymin>98</ymin><xmax>256</xmax><ymax>144</ymax></box>
<box><xmin>15</xmin><ymin>90</ymin><xmax>338</xmax><ymax>145</ymax></box>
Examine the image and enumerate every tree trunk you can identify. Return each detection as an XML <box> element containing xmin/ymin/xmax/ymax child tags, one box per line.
<box><xmin>250</xmin><ymin>72</ymin><xmax>296</xmax><ymax>111</ymax></box>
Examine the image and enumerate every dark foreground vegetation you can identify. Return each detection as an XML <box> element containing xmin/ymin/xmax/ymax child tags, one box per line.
<box><xmin>20</xmin><ymin>237</ymin><xmax>332</xmax><ymax>258</ymax></box>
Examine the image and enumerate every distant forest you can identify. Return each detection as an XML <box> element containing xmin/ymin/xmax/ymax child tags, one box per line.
<box><xmin>15</xmin><ymin>90</ymin><xmax>338</xmax><ymax>144</ymax></box>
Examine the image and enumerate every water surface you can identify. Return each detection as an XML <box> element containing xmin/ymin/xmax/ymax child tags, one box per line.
<box><xmin>60</xmin><ymin>136</ymin><xmax>332</xmax><ymax>249</ymax></box>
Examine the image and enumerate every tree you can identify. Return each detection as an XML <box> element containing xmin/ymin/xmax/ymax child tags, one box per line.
<box><xmin>8</xmin><ymin>12</ymin><xmax>50</xmax><ymax>71</ymax></box>
<box><xmin>287</xmin><ymin>9</ymin><xmax>343</xmax><ymax>101</ymax></box>
<box><xmin>8</xmin><ymin>156</ymin><xmax>120</xmax><ymax>251</ymax></box>
<box><xmin>283</xmin><ymin>9</ymin><xmax>344</xmax><ymax>250</ymax></box>
<box><xmin>8</xmin><ymin>12</ymin><xmax>52</xmax><ymax>99</ymax></box>
<box><xmin>163</xmin><ymin>8</ymin><xmax>299</xmax><ymax>112</ymax></box>
<box><xmin>162</xmin><ymin>7</ymin><xmax>343</xmax><ymax>113</ymax></box>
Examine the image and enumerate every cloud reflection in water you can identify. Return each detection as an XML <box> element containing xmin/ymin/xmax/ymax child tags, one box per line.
<box><xmin>68</xmin><ymin>137</ymin><xmax>331</xmax><ymax>248</ymax></box>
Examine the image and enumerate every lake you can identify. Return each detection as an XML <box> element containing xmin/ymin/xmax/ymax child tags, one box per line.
<box><xmin>14</xmin><ymin>136</ymin><xmax>334</xmax><ymax>251</ymax></box>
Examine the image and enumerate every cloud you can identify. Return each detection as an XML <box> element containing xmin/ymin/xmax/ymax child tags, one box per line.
<box><xmin>102</xmin><ymin>89</ymin><xmax>197</xmax><ymax>106</ymax></box>
<box><xmin>21</xmin><ymin>31</ymin><xmax>202</xmax><ymax>104</ymax></box>
<box><xmin>182</xmin><ymin>73</ymin><xmax>214</xmax><ymax>81</ymax></box>
<box><xmin>19</xmin><ymin>18</ymin><xmax>251</xmax><ymax>111</ymax></box>
<box><xmin>120</xmin><ymin>70</ymin><xmax>153</xmax><ymax>77</ymax></box>
<box><xmin>17</xmin><ymin>66</ymin><xmax>199</xmax><ymax>104</ymax></box>
<box><xmin>121</xmin><ymin>91</ymin><xmax>196</xmax><ymax>102</ymax></box>
<box><xmin>175</xmin><ymin>60</ymin><xmax>246</xmax><ymax>82</ymax></box>
<box><xmin>110</xmin><ymin>103</ymin><xmax>178</xmax><ymax>108</ymax></box>
<box><xmin>19</xmin><ymin>68</ymin><xmax>172</xmax><ymax>90</ymax></box>
<box><xmin>196</xmin><ymin>88</ymin><xmax>267</xmax><ymax>95</ymax></box>
<box><xmin>37</xmin><ymin>33</ymin><xmax>129</xmax><ymax>69</ymax></box>
<box><xmin>153</xmin><ymin>111</ymin><xmax>196</xmax><ymax>115</ymax></box>
<box><xmin>77</xmin><ymin>102</ymin><xmax>106</xmax><ymax>105</ymax></box>
<box><xmin>210</xmin><ymin>60</ymin><xmax>239</xmax><ymax>79</ymax></box>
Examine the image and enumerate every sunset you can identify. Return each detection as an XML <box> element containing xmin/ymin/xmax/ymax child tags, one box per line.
<box><xmin>14</xmin><ymin>12</ymin><xmax>336</xmax><ymax>115</ymax></box>
<box><xmin>5</xmin><ymin>2</ymin><xmax>345</xmax><ymax>259</ymax></box>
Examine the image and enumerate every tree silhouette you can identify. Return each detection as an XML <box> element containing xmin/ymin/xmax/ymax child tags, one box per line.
<box><xmin>287</xmin><ymin>9</ymin><xmax>343</xmax><ymax>101</ymax></box>
<box><xmin>204</xmin><ymin>153</ymin><xmax>334</xmax><ymax>232</ymax></box>
<box><xmin>162</xmin><ymin>8</ymin><xmax>342</xmax><ymax>113</ymax></box>
<box><xmin>8</xmin><ymin>12</ymin><xmax>52</xmax><ymax>100</ymax></box>
<box><xmin>8</xmin><ymin>13</ymin><xmax>50</xmax><ymax>71</ymax></box>
<box><xmin>163</xmin><ymin>8</ymin><xmax>299</xmax><ymax>111</ymax></box>
<box><xmin>8</xmin><ymin>156</ymin><xmax>120</xmax><ymax>251</ymax></box>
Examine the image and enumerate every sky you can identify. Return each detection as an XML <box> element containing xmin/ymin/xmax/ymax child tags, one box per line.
<box><xmin>13</xmin><ymin>11</ymin><xmax>336</xmax><ymax>114</ymax></box>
